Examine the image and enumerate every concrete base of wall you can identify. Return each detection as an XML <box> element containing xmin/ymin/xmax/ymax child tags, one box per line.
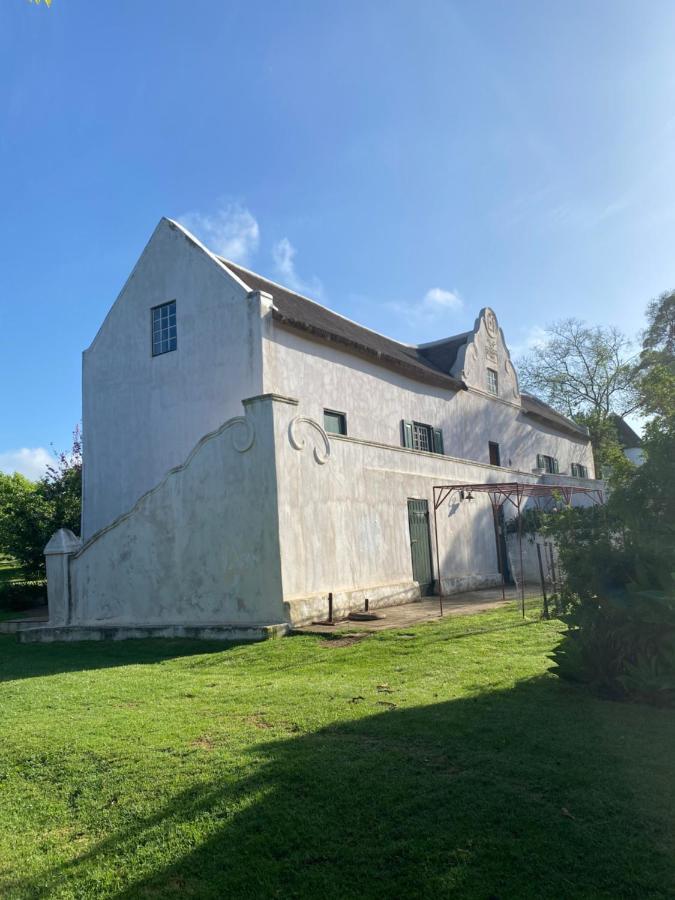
<box><xmin>0</xmin><ymin>617</ymin><xmax>48</xmax><ymax>635</ymax></box>
<box><xmin>440</xmin><ymin>573</ymin><xmax>504</xmax><ymax>595</ymax></box>
<box><xmin>284</xmin><ymin>581</ymin><xmax>422</xmax><ymax>626</ymax></box>
<box><xmin>16</xmin><ymin>622</ymin><xmax>289</xmax><ymax>644</ymax></box>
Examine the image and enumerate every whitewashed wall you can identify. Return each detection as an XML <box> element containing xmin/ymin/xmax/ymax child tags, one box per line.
<box><xmin>270</xmin><ymin>397</ymin><xmax>540</xmax><ymax>624</ymax></box>
<box><xmin>263</xmin><ymin>318</ymin><xmax>595</xmax><ymax>480</ymax></box>
<box><xmin>69</xmin><ymin>398</ymin><xmax>285</xmax><ymax>627</ymax></box>
<box><xmin>81</xmin><ymin>219</ymin><xmax>266</xmax><ymax>538</ymax></box>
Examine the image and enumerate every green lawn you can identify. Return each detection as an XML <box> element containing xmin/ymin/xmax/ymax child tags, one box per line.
<box><xmin>0</xmin><ymin>602</ymin><xmax>673</xmax><ymax>899</ymax></box>
<box><xmin>0</xmin><ymin>555</ymin><xmax>23</xmax><ymax>586</ymax></box>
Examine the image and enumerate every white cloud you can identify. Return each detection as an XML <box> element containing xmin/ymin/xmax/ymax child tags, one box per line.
<box><xmin>178</xmin><ymin>204</ymin><xmax>260</xmax><ymax>264</ymax></box>
<box><xmin>386</xmin><ymin>286</ymin><xmax>464</xmax><ymax>328</ymax></box>
<box><xmin>272</xmin><ymin>237</ymin><xmax>324</xmax><ymax>299</ymax></box>
<box><xmin>422</xmin><ymin>287</ymin><xmax>463</xmax><ymax>311</ymax></box>
<box><xmin>0</xmin><ymin>447</ymin><xmax>52</xmax><ymax>480</ymax></box>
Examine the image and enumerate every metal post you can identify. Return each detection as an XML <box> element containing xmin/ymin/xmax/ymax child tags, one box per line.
<box><xmin>536</xmin><ymin>542</ymin><xmax>549</xmax><ymax>619</ymax></box>
<box><xmin>328</xmin><ymin>591</ymin><xmax>334</xmax><ymax>625</ymax></box>
<box><xmin>433</xmin><ymin>490</ymin><xmax>443</xmax><ymax>617</ymax></box>
<box><xmin>517</xmin><ymin>489</ymin><xmax>525</xmax><ymax>618</ymax></box>
<box><xmin>492</xmin><ymin>499</ymin><xmax>506</xmax><ymax>603</ymax></box>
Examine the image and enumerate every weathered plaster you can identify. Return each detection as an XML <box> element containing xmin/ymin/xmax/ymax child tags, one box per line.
<box><xmin>69</xmin><ymin>398</ymin><xmax>285</xmax><ymax>627</ymax></box>
<box><xmin>263</xmin><ymin>312</ymin><xmax>595</xmax><ymax>480</ymax></box>
<box><xmin>81</xmin><ymin>218</ymin><xmax>267</xmax><ymax>538</ymax></box>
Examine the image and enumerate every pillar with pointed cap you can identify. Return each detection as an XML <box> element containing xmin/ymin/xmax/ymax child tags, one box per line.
<box><xmin>44</xmin><ymin>528</ymin><xmax>81</xmax><ymax>626</ymax></box>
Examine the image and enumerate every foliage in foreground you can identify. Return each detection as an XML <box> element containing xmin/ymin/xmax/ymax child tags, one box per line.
<box><xmin>0</xmin><ymin>431</ymin><xmax>81</xmax><ymax>578</ymax></box>
<box><xmin>542</xmin><ymin>289</ymin><xmax>675</xmax><ymax>706</ymax></box>
<box><xmin>550</xmin><ymin>584</ymin><xmax>675</xmax><ymax>706</ymax></box>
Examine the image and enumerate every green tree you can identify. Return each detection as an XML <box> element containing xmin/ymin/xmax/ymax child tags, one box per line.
<box><xmin>517</xmin><ymin>319</ymin><xmax>639</xmax><ymax>472</ymax></box>
<box><xmin>518</xmin><ymin>319</ymin><xmax>639</xmax><ymax>419</ymax></box>
<box><xmin>637</xmin><ymin>289</ymin><xmax>675</xmax><ymax>419</ymax></box>
<box><xmin>543</xmin><ymin>297</ymin><xmax>675</xmax><ymax>705</ymax></box>
<box><xmin>0</xmin><ymin>430</ymin><xmax>81</xmax><ymax>578</ymax></box>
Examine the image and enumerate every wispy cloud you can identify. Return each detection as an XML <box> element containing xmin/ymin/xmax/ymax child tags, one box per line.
<box><xmin>510</xmin><ymin>324</ymin><xmax>548</xmax><ymax>358</ymax></box>
<box><xmin>272</xmin><ymin>237</ymin><xmax>324</xmax><ymax>299</ymax></box>
<box><xmin>386</xmin><ymin>286</ymin><xmax>464</xmax><ymax>328</ymax></box>
<box><xmin>492</xmin><ymin>184</ymin><xmax>632</xmax><ymax>232</ymax></box>
<box><xmin>0</xmin><ymin>447</ymin><xmax>51</xmax><ymax>480</ymax></box>
<box><xmin>178</xmin><ymin>203</ymin><xmax>260</xmax><ymax>264</ymax></box>
<box><xmin>422</xmin><ymin>287</ymin><xmax>463</xmax><ymax>311</ymax></box>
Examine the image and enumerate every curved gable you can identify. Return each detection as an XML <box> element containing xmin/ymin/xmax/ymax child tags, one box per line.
<box><xmin>452</xmin><ymin>307</ymin><xmax>520</xmax><ymax>402</ymax></box>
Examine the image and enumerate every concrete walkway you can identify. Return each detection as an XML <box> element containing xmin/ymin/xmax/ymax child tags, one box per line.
<box><xmin>296</xmin><ymin>585</ymin><xmax>527</xmax><ymax>634</ymax></box>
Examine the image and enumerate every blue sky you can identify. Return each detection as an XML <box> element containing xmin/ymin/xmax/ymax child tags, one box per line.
<box><xmin>2</xmin><ymin>0</ymin><xmax>674</xmax><ymax>477</ymax></box>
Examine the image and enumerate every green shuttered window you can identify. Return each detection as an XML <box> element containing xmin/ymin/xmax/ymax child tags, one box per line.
<box><xmin>537</xmin><ymin>454</ymin><xmax>559</xmax><ymax>474</ymax></box>
<box><xmin>401</xmin><ymin>420</ymin><xmax>444</xmax><ymax>455</ymax></box>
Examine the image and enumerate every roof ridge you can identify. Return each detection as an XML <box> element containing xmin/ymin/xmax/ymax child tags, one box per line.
<box><xmin>219</xmin><ymin>257</ymin><xmax>420</xmax><ymax>349</ymax></box>
<box><xmin>417</xmin><ymin>331</ymin><xmax>470</xmax><ymax>349</ymax></box>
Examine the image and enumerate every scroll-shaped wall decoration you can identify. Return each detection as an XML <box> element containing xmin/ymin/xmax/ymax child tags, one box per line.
<box><xmin>222</xmin><ymin>416</ymin><xmax>256</xmax><ymax>453</ymax></box>
<box><xmin>288</xmin><ymin>416</ymin><xmax>331</xmax><ymax>465</ymax></box>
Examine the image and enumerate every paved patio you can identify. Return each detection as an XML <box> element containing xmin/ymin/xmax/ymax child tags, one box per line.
<box><xmin>296</xmin><ymin>585</ymin><xmax>531</xmax><ymax>634</ymax></box>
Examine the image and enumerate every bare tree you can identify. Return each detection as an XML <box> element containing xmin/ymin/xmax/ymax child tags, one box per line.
<box><xmin>517</xmin><ymin>319</ymin><xmax>639</xmax><ymax>419</ymax></box>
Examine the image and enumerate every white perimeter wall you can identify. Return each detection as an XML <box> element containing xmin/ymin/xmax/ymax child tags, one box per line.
<box><xmin>82</xmin><ymin>219</ymin><xmax>264</xmax><ymax>539</ymax></box>
<box><xmin>69</xmin><ymin>397</ymin><xmax>285</xmax><ymax>627</ymax></box>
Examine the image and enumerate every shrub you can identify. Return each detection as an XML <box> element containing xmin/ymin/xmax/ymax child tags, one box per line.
<box><xmin>550</xmin><ymin>582</ymin><xmax>675</xmax><ymax>707</ymax></box>
<box><xmin>0</xmin><ymin>580</ymin><xmax>47</xmax><ymax>612</ymax></box>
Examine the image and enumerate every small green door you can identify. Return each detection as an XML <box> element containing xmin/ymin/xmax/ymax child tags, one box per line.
<box><xmin>407</xmin><ymin>498</ymin><xmax>434</xmax><ymax>594</ymax></box>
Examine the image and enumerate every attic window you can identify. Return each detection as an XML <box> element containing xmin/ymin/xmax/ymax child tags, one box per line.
<box><xmin>487</xmin><ymin>368</ymin><xmax>498</xmax><ymax>395</ymax></box>
<box><xmin>324</xmin><ymin>409</ymin><xmax>347</xmax><ymax>436</ymax></box>
<box><xmin>152</xmin><ymin>301</ymin><xmax>177</xmax><ymax>356</ymax></box>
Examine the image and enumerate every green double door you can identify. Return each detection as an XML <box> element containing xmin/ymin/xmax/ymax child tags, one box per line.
<box><xmin>407</xmin><ymin>498</ymin><xmax>434</xmax><ymax>595</ymax></box>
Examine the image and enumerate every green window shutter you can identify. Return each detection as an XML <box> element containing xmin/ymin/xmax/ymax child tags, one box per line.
<box><xmin>432</xmin><ymin>428</ymin><xmax>444</xmax><ymax>455</ymax></box>
<box><xmin>401</xmin><ymin>420</ymin><xmax>413</xmax><ymax>448</ymax></box>
<box><xmin>536</xmin><ymin>454</ymin><xmax>544</xmax><ymax>469</ymax></box>
<box><xmin>553</xmin><ymin>458</ymin><xmax>559</xmax><ymax>474</ymax></box>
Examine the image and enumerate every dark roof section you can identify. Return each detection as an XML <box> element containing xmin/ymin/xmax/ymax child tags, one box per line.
<box><xmin>221</xmin><ymin>260</ymin><xmax>465</xmax><ymax>392</ymax></box>
<box><xmin>521</xmin><ymin>392</ymin><xmax>590</xmax><ymax>439</ymax></box>
<box><xmin>220</xmin><ymin>258</ymin><xmax>591</xmax><ymax>443</ymax></box>
<box><xmin>610</xmin><ymin>414</ymin><xmax>642</xmax><ymax>448</ymax></box>
<box><xmin>417</xmin><ymin>333</ymin><xmax>470</xmax><ymax>373</ymax></box>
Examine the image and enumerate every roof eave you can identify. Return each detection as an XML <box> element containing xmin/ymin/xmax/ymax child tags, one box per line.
<box><xmin>522</xmin><ymin>409</ymin><xmax>590</xmax><ymax>440</ymax></box>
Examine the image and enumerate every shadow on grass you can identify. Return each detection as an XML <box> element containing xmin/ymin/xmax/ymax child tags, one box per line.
<box><xmin>9</xmin><ymin>676</ymin><xmax>675</xmax><ymax>899</ymax></box>
<box><xmin>0</xmin><ymin>636</ymin><xmax>246</xmax><ymax>683</ymax></box>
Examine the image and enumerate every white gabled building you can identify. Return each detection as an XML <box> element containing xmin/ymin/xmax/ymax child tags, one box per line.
<box><xmin>44</xmin><ymin>218</ymin><xmax>598</xmax><ymax>638</ymax></box>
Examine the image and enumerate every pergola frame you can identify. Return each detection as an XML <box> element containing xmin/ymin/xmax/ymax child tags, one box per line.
<box><xmin>431</xmin><ymin>481</ymin><xmax>605</xmax><ymax>617</ymax></box>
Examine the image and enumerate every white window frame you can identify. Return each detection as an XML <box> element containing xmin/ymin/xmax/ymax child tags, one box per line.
<box><xmin>487</xmin><ymin>367</ymin><xmax>498</xmax><ymax>395</ymax></box>
<box><xmin>152</xmin><ymin>300</ymin><xmax>177</xmax><ymax>356</ymax></box>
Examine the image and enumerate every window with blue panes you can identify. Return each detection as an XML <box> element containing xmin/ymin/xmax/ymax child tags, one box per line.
<box><xmin>152</xmin><ymin>301</ymin><xmax>177</xmax><ymax>356</ymax></box>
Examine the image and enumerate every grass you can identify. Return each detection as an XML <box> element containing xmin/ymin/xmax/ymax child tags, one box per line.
<box><xmin>0</xmin><ymin>555</ymin><xmax>23</xmax><ymax>586</ymax></box>
<box><xmin>0</xmin><ymin>601</ymin><xmax>673</xmax><ymax>899</ymax></box>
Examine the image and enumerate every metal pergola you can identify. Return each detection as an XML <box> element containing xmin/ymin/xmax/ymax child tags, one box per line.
<box><xmin>432</xmin><ymin>481</ymin><xmax>605</xmax><ymax>617</ymax></box>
